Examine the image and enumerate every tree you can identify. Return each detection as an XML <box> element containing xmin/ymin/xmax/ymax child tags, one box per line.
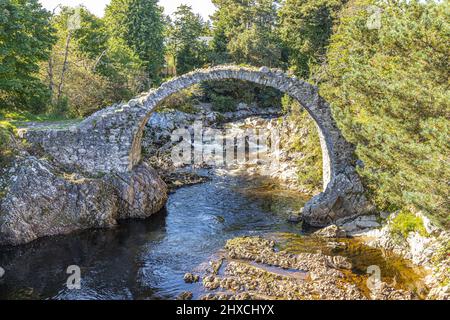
<box><xmin>207</xmin><ymin>0</ymin><xmax>285</xmax><ymax>108</ymax></box>
<box><xmin>211</xmin><ymin>0</ymin><xmax>285</xmax><ymax>68</ymax></box>
<box><xmin>167</xmin><ymin>5</ymin><xmax>210</xmax><ymax>74</ymax></box>
<box><xmin>321</xmin><ymin>0</ymin><xmax>450</xmax><ymax>228</ymax></box>
<box><xmin>279</xmin><ymin>0</ymin><xmax>346</xmax><ymax>79</ymax></box>
<box><xmin>103</xmin><ymin>0</ymin><xmax>153</xmax><ymax>95</ymax></box>
<box><xmin>42</xmin><ymin>6</ymin><xmax>143</xmax><ymax>117</ymax></box>
<box><xmin>104</xmin><ymin>0</ymin><xmax>165</xmax><ymax>86</ymax></box>
<box><xmin>126</xmin><ymin>0</ymin><xmax>165</xmax><ymax>84</ymax></box>
<box><xmin>0</xmin><ymin>0</ymin><xmax>55</xmax><ymax>113</ymax></box>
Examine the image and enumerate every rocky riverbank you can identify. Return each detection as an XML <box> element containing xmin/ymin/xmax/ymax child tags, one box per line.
<box><xmin>142</xmin><ymin>104</ymin><xmax>448</xmax><ymax>300</ymax></box>
<box><xmin>343</xmin><ymin>213</ymin><xmax>450</xmax><ymax>300</ymax></box>
<box><xmin>180</xmin><ymin>236</ymin><xmax>416</xmax><ymax>300</ymax></box>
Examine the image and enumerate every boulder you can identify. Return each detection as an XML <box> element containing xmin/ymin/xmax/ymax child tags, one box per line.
<box><xmin>0</xmin><ymin>157</ymin><xmax>118</xmax><ymax>246</ymax></box>
<box><xmin>111</xmin><ymin>163</ymin><xmax>168</xmax><ymax>220</ymax></box>
<box><xmin>0</xmin><ymin>157</ymin><xmax>168</xmax><ymax>246</ymax></box>
<box><xmin>314</xmin><ymin>225</ymin><xmax>347</xmax><ymax>238</ymax></box>
<box><xmin>184</xmin><ymin>273</ymin><xmax>200</xmax><ymax>284</ymax></box>
<box><xmin>177</xmin><ymin>291</ymin><xmax>193</xmax><ymax>300</ymax></box>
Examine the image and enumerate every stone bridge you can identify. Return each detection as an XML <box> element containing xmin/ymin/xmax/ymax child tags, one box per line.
<box><xmin>24</xmin><ymin>65</ymin><xmax>370</xmax><ymax>226</ymax></box>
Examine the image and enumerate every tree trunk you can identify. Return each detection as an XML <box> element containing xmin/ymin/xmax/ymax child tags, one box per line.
<box><xmin>57</xmin><ymin>32</ymin><xmax>72</xmax><ymax>104</ymax></box>
<box><xmin>48</xmin><ymin>55</ymin><xmax>54</xmax><ymax>100</ymax></box>
<box><xmin>92</xmin><ymin>49</ymin><xmax>108</xmax><ymax>72</ymax></box>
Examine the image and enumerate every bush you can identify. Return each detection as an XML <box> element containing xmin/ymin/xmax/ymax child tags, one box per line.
<box><xmin>284</xmin><ymin>96</ymin><xmax>323</xmax><ymax>194</ymax></box>
<box><xmin>210</xmin><ymin>94</ymin><xmax>236</xmax><ymax>113</ymax></box>
<box><xmin>390</xmin><ymin>210</ymin><xmax>428</xmax><ymax>240</ymax></box>
<box><xmin>158</xmin><ymin>86</ymin><xmax>201</xmax><ymax>114</ymax></box>
<box><xmin>0</xmin><ymin>122</ymin><xmax>16</xmax><ymax>166</ymax></box>
<box><xmin>200</xmin><ymin>80</ymin><xmax>283</xmax><ymax>109</ymax></box>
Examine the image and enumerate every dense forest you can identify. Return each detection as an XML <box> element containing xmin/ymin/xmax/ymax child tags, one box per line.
<box><xmin>0</xmin><ymin>0</ymin><xmax>448</xmax><ymax>228</ymax></box>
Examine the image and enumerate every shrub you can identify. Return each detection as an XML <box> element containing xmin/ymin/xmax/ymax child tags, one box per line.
<box><xmin>390</xmin><ymin>210</ymin><xmax>428</xmax><ymax>239</ymax></box>
<box><xmin>158</xmin><ymin>86</ymin><xmax>200</xmax><ymax>114</ymax></box>
<box><xmin>283</xmin><ymin>95</ymin><xmax>323</xmax><ymax>194</ymax></box>
<box><xmin>200</xmin><ymin>80</ymin><xmax>282</xmax><ymax>109</ymax></box>
<box><xmin>210</xmin><ymin>94</ymin><xmax>237</xmax><ymax>113</ymax></box>
<box><xmin>0</xmin><ymin>122</ymin><xmax>16</xmax><ymax>166</ymax></box>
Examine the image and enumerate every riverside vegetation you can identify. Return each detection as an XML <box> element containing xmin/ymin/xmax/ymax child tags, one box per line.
<box><xmin>0</xmin><ymin>0</ymin><xmax>449</xmax><ymax>300</ymax></box>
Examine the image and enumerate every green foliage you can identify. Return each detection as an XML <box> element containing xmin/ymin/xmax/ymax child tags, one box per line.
<box><xmin>201</xmin><ymin>80</ymin><xmax>283</xmax><ymax>109</ymax></box>
<box><xmin>166</xmin><ymin>5</ymin><xmax>210</xmax><ymax>74</ymax></box>
<box><xmin>104</xmin><ymin>0</ymin><xmax>162</xmax><ymax>88</ymax></box>
<box><xmin>279</xmin><ymin>0</ymin><xmax>346</xmax><ymax>79</ymax></box>
<box><xmin>43</xmin><ymin>6</ymin><xmax>132</xmax><ymax>117</ymax></box>
<box><xmin>0</xmin><ymin>119</ymin><xmax>16</xmax><ymax>166</ymax></box>
<box><xmin>321</xmin><ymin>0</ymin><xmax>450</xmax><ymax>228</ymax></box>
<box><xmin>126</xmin><ymin>0</ymin><xmax>165</xmax><ymax>83</ymax></box>
<box><xmin>283</xmin><ymin>96</ymin><xmax>323</xmax><ymax>193</ymax></box>
<box><xmin>210</xmin><ymin>27</ymin><xmax>229</xmax><ymax>64</ymax></box>
<box><xmin>0</xmin><ymin>0</ymin><xmax>56</xmax><ymax>113</ymax></box>
<box><xmin>210</xmin><ymin>94</ymin><xmax>237</xmax><ymax>113</ymax></box>
<box><xmin>105</xmin><ymin>0</ymin><xmax>165</xmax><ymax>84</ymax></box>
<box><xmin>211</xmin><ymin>0</ymin><xmax>286</xmax><ymax>68</ymax></box>
<box><xmin>207</xmin><ymin>0</ymin><xmax>286</xmax><ymax>118</ymax></box>
<box><xmin>158</xmin><ymin>86</ymin><xmax>201</xmax><ymax>114</ymax></box>
<box><xmin>390</xmin><ymin>210</ymin><xmax>428</xmax><ymax>239</ymax></box>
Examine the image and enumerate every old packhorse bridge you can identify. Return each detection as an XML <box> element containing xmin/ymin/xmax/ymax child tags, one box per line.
<box><xmin>24</xmin><ymin>65</ymin><xmax>369</xmax><ymax>226</ymax></box>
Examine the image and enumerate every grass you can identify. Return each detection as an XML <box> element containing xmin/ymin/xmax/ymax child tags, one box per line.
<box><xmin>390</xmin><ymin>210</ymin><xmax>429</xmax><ymax>239</ymax></box>
<box><xmin>0</xmin><ymin>110</ymin><xmax>82</xmax><ymax>132</ymax></box>
<box><xmin>0</xmin><ymin>110</ymin><xmax>72</xmax><ymax>123</ymax></box>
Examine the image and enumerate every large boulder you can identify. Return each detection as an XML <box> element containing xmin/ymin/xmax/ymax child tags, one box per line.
<box><xmin>313</xmin><ymin>225</ymin><xmax>347</xmax><ymax>238</ymax></box>
<box><xmin>111</xmin><ymin>163</ymin><xmax>168</xmax><ymax>220</ymax></box>
<box><xmin>0</xmin><ymin>157</ymin><xmax>118</xmax><ymax>245</ymax></box>
<box><xmin>0</xmin><ymin>157</ymin><xmax>168</xmax><ymax>246</ymax></box>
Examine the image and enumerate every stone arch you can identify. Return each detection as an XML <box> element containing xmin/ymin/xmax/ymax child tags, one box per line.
<box><xmin>24</xmin><ymin>66</ymin><xmax>370</xmax><ymax>226</ymax></box>
<box><xmin>132</xmin><ymin>66</ymin><xmax>339</xmax><ymax>188</ymax></box>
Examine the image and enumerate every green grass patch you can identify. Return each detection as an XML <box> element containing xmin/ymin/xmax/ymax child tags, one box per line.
<box><xmin>0</xmin><ymin>110</ymin><xmax>76</xmax><ymax>125</ymax></box>
<box><xmin>390</xmin><ymin>210</ymin><xmax>429</xmax><ymax>239</ymax></box>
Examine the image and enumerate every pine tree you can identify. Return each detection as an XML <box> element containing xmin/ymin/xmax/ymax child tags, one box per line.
<box><xmin>211</xmin><ymin>0</ymin><xmax>285</xmax><ymax>68</ymax></box>
<box><xmin>167</xmin><ymin>5</ymin><xmax>210</xmax><ymax>74</ymax></box>
<box><xmin>105</xmin><ymin>0</ymin><xmax>165</xmax><ymax>86</ymax></box>
<box><xmin>279</xmin><ymin>0</ymin><xmax>347</xmax><ymax>79</ymax></box>
<box><xmin>127</xmin><ymin>0</ymin><xmax>165</xmax><ymax>84</ymax></box>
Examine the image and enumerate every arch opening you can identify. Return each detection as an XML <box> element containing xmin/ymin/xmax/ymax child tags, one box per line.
<box><xmin>130</xmin><ymin>66</ymin><xmax>334</xmax><ymax>193</ymax></box>
<box><xmin>136</xmin><ymin>78</ymin><xmax>326</xmax><ymax>194</ymax></box>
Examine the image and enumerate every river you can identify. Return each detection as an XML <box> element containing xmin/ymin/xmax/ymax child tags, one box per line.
<box><xmin>0</xmin><ymin>173</ymin><xmax>426</xmax><ymax>300</ymax></box>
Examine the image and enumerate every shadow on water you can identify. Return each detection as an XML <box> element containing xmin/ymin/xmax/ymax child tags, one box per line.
<box><xmin>0</xmin><ymin>174</ymin><xmax>427</xmax><ymax>300</ymax></box>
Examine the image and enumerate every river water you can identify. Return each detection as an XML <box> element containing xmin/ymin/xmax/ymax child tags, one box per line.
<box><xmin>0</xmin><ymin>174</ymin><xmax>426</xmax><ymax>300</ymax></box>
